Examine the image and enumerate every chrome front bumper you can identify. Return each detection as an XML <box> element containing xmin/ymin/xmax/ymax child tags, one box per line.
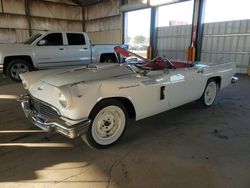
<box><xmin>231</xmin><ymin>76</ymin><xmax>239</xmax><ymax>84</ymax></box>
<box><xmin>19</xmin><ymin>95</ymin><xmax>91</xmax><ymax>139</ymax></box>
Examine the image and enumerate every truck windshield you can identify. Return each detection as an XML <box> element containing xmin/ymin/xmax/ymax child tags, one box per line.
<box><xmin>23</xmin><ymin>33</ymin><xmax>42</xmax><ymax>44</ymax></box>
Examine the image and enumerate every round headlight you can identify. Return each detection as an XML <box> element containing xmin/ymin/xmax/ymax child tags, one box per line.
<box><xmin>59</xmin><ymin>92</ymin><xmax>67</xmax><ymax>108</ymax></box>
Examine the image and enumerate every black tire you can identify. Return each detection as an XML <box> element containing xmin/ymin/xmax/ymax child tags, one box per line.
<box><xmin>6</xmin><ymin>59</ymin><xmax>32</xmax><ymax>82</ymax></box>
<box><xmin>200</xmin><ymin>79</ymin><xmax>219</xmax><ymax>107</ymax></box>
<box><xmin>100</xmin><ymin>55</ymin><xmax>117</xmax><ymax>63</ymax></box>
<box><xmin>82</xmin><ymin>99</ymin><xmax>128</xmax><ymax>149</ymax></box>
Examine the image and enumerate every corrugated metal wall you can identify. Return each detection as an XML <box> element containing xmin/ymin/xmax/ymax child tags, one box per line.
<box><xmin>157</xmin><ymin>20</ymin><xmax>250</xmax><ymax>73</ymax></box>
<box><xmin>30</xmin><ymin>0</ymin><xmax>83</xmax><ymax>31</ymax></box>
<box><xmin>84</xmin><ymin>0</ymin><xmax>121</xmax><ymax>44</ymax></box>
<box><xmin>0</xmin><ymin>0</ymin><xmax>123</xmax><ymax>45</ymax></box>
<box><xmin>0</xmin><ymin>0</ymin><xmax>191</xmax><ymax>45</ymax></box>
<box><xmin>201</xmin><ymin>20</ymin><xmax>250</xmax><ymax>74</ymax></box>
<box><xmin>157</xmin><ymin>25</ymin><xmax>192</xmax><ymax>60</ymax></box>
<box><xmin>0</xmin><ymin>0</ymin><xmax>28</xmax><ymax>43</ymax></box>
<box><xmin>85</xmin><ymin>0</ymin><xmax>187</xmax><ymax>44</ymax></box>
<box><xmin>0</xmin><ymin>0</ymin><xmax>83</xmax><ymax>43</ymax></box>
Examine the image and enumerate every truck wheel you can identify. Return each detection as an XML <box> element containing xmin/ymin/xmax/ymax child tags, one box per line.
<box><xmin>201</xmin><ymin>79</ymin><xmax>218</xmax><ymax>107</ymax></box>
<box><xmin>101</xmin><ymin>55</ymin><xmax>116</xmax><ymax>63</ymax></box>
<box><xmin>6</xmin><ymin>59</ymin><xmax>32</xmax><ymax>82</ymax></box>
<box><xmin>82</xmin><ymin>99</ymin><xmax>127</xmax><ymax>149</ymax></box>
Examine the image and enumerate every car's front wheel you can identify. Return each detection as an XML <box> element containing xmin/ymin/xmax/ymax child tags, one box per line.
<box><xmin>82</xmin><ymin>99</ymin><xmax>127</xmax><ymax>149</ymax></box>
<box><xmin>201</xmin><ymin>79</ymin><xmax>219</xmax><ymax>107</ymax></box>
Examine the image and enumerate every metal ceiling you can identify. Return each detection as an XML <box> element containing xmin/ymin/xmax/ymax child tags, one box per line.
<box><xmin>72</xmin><ymin>0</ymin><xmax>104</xmax><ymax>6</ymax></box>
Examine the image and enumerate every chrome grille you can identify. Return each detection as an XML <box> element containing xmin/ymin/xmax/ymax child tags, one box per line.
<box><xmin>30</xmin><ymin>97</ymin><xmax>59</xmax><ymax>118</ymax></box>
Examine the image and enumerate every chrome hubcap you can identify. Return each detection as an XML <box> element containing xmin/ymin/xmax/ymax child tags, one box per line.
<box><xmin>92</xmin><ymin>106</ymin><xmax>125</xmax><ymax>145</ymax></box>
<box><xmin>204</xmin><ymin>82</ymin><xmax>217</xmax><ymax>105</ymax></box>
<box><xmin>10</xmin><ymin>63</ymin><xmax>29</xmax><ymax>80</ymax></box>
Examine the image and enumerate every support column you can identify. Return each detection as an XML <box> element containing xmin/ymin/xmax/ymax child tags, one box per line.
<box><xmin>81</xmin><ymin>7</ymin><xmax>85</xmax><ymax>32</ymax></box>
<box><xmin>189</xmin><ymin>0</ymin><xmax>206</xmax><ymax>61</ymax></box>
<box><xmin>121</xmin><ymin>12</ymin><xmax>125</xmax><ymax>44</ymax></box>
<box><xmin>149</xmin><ymin>6</ymin><xmax>157</xmax><ymax>59</ymax></box>
<box><xmin>1</xmin><ymin>0</ymin><xmax>4</xmax><ymax>13</ymax></box>
<box><xmin>25</xmin><ymin>0</ymin><xmax>32</xmax><ymax>36</ymax></box>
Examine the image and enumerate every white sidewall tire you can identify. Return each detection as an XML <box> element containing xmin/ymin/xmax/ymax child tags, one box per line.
<box><xmin>91</xmin><ymin>105</ymin><xmax>126</xmax><ymax>146</ymax></box>
<box><xmin>203</xmin><ymin>80</ymin><xmax>218</xmax><ymax>106</ymax></box>
<box><xmin>83</xmin><ymin>100</ymin><xmax>127</xmax><ymax>149</ymax></box>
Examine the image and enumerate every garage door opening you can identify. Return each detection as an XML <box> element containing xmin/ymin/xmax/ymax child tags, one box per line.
<box><xmin>157</xmin><ymin>0</ymin><xmax>194</xmax><ymax>60</ymax></box>
<box><xmin>124</xmin><ymin>8</ymin><xmax>151</xmax><ymax>58</ymax></box>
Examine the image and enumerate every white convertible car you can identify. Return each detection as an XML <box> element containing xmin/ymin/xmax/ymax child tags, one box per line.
<box><xmin>19</xmin><ymin>55</ymin><xmax>238</xmax><ymax>148</ymax></box>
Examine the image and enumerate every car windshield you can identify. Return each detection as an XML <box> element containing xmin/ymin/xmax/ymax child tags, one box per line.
<box><xmin>23</xmin><ymin>33</ymin><xmax>42</xmax><ymax>44</ymax></box>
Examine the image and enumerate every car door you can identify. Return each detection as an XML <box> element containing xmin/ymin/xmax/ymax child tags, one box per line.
<box><xmin>165</xmin><ymin>67</ymin><xmax>206</xmax><ymax>108</ymax></box>
<box><xmin>34</xmin><ymin>33</ymin><xmax>67</xmax><ymax>68</ymax></box>
<box><xmin>66</xmin><ymin>33</ymin><xmax>91</xmax><ymax>65</ymax></box>
<box><xmin>132</xmin><ymin>67</ymin><xmax>205</xmax><ymax>119</ymax></box>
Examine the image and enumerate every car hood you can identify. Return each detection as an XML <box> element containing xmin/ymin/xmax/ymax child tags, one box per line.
<box><xmin>37</xmin><ymin>64</ymin><xmax>134</xmax><ymax>87</ymax></box>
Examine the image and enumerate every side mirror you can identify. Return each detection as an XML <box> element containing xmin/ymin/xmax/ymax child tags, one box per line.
<box><xmin>38</xmin><ymin>39</ymin><xmax>47</xmax><ymax>46</ymax></box>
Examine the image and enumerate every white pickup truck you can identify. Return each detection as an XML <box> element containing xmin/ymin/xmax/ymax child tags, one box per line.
<box><xmin>0</xmin><ymin>31</ymin><xmax>117</xmax><ymax>81</ymax></box>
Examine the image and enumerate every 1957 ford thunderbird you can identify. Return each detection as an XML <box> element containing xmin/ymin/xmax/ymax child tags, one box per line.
<box><xmin>19</xmin><ymin>53</ymin><xmax>238</xmax><ymax>148</ymax></box>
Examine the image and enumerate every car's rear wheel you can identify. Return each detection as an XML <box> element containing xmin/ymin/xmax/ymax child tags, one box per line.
<box><xmin>202</xmin><ymin>79</ymin><xmax>218</xmax><ymax>107</ymax></box>
<box><xmin>82</xmin><ymin>99</ymin><xmax>127</xmax><ymax>149</ymax></box>
<box><xmin>6</xmin><ymin>59</ymin><xmax>32</xmax><ymax>82</ymax></box>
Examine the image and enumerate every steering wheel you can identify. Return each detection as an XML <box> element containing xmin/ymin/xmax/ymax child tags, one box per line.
<box><xmin>163</xmin><ymin>55</ymin><xmax>176</xmax><ymax>69</ymax></box>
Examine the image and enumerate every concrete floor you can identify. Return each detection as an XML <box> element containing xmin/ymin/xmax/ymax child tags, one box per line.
<box><xmin>0</xmin><ymin>75</ymin><xmax>250</xmax><ymax>188</ymax></box>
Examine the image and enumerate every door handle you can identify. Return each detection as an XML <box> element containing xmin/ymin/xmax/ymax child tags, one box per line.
<box><xmin>83</xmin><ymin>47</ymin><xmax>88</xmax><ymax>50</ymax></box>
<box><xmin>59</xmin><ymin>48</ymin><xmax>64</xmax><ymax>50</ymax></box>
